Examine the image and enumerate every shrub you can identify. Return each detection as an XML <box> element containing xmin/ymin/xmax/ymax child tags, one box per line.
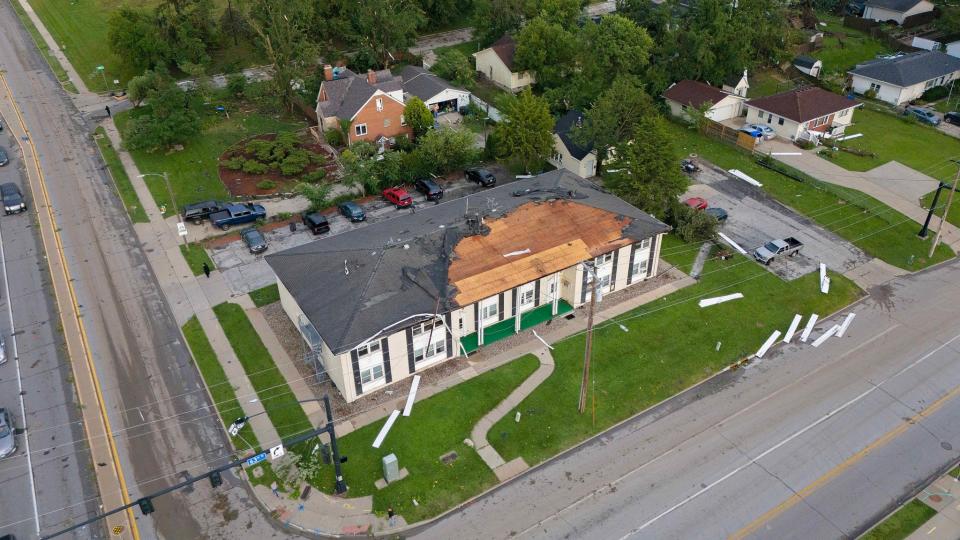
<box><xmin>276</xmin><ymin>211</ymin><xmax>293</xmax><ymax>220</ymax></box>
<box><xmin>922</xmin><ymin>85</ymin><xmax>949</xmax><ymax>101</ymax></box>
<box><xmin>430</xmin><ymin>49</ymin><xmax>475</xmax><ymax>88</ymax></box>
<box><xmin>223</xmin><ymin>156</ymin><xmax>245</xmax><ymax>170</ymax></box>
<box><xmin>256</xmin><ymin>180</ymin><xmax>277</xmax><ymax>190</ymax></box>
<box><xmin>393</xmin><ymin>134</ymin><xmax>414</xmax><ymax>153</ymax></box>
<box><xmin>863</xmin><ymin>89</ymin><xmax>877</xmax><ymax>99</ymax></box>
<box><xmin>226</xmin><ymin>73</ymin><xmax>247</xmax><ymax>98</ymax></box>
<box><xmin>302</xmin><ymin>169</ymin><xmax>327</xmax><ymax>183</ymax></box>
<box><xmin>308</xmin><ymin>151</ymin><xmax>326</xmax><ymax>165</ymax></box>
<box><xmin>242</xmin><ymin>160</ymin><xmax>269</xmax><ymax>174</ymax></box>
<box><xmin>280</xmin><ymin>150</ymin><xmax>311</xmax><ymax>176</ymax></box>
<box><xmin>667</xmin><ymin>203</ymin><xmax>718</xmax><ymax>242</ymax></box>
<box><xmin>245</xmin><ymin>139</ymin><xmax>274</xmax><ymax>162</ymax></box>
<box><xmin>325</xmin><ymin>129</ymin><xmax>345</xmax><ymax>147</ymax></box>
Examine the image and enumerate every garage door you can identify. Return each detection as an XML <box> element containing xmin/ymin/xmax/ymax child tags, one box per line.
<box><xmin>708</xmin><ymin>102</ymin><xmax>741</xmax><ymax>122</ymax></box>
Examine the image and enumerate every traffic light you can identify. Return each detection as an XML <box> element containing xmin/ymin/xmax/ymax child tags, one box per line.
<box><xmin>209</xmin><ymin>471</ymin><xmax>223</xmax><ymax>488</ymax></box>
<box><xmin>137</xmin><ymin>497</ymin><xmax>155</xmax><ymax>515</ymax></box>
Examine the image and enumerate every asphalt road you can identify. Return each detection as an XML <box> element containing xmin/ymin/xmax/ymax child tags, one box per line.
<box><xmin>0</xmin><ymin>3</ymin><xmax>283</xmax><ymax>539</ymax></box>
<box><xmin>416</xmin><ymin>260</ymin><xmax>960</xmax><ymax>540</ymax></box>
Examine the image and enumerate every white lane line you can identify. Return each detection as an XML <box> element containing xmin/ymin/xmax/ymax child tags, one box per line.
<box><xmin>618</xmin><ymin>329</ymin><xmax>960</xmax><ymax>538</ymax></box>
<box><xmin>0</xmin><ymin>217</ymin><xmax>40</xmax><ymax>535</ymax></box>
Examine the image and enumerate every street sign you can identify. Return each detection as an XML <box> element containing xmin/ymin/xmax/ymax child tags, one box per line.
<box><xmin>177</xmin><ymin>222</ymin><xmax>188</xmax><ymax>237</ymax></box>
<box><xmin>270</xmin><ymin>444</ymin><xmax>285</xmax><ymax>460</ymax></box>
<box><xmin>244</xmin><ymin>452</ymin><xmax>267</xmax><ymax>466</ymax></box>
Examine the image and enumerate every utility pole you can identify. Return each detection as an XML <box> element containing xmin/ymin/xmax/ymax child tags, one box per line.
<box><xmin>324</xmin><ymin>394</ymin><xmax>348</xmax><ymax>494</ymax></box>
<box><xmin>578</xmin><ymin>263</ymin><xmax>598</xmax><ymax>414</ymax></box>
<box><xmin>929</xmin><ymin>164</ymin><xmax>960</xmax><ymax>258</ymax></box>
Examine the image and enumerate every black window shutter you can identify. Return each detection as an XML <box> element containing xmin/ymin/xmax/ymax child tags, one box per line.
<box><xmin>474</xmin><ymin>303</ymin><xmax>479</xmax><ymax>332</ymax></box>
<box><xmin>444</xmin><ymin>312</ymin><xmax>453</xmax><ymax>358</ymax></box>
<box><xmin>382</xmin><ymin>338</ymin><xmax>392</xmax><ymax>383</ymax></box>
<box><xmin>351</xmin><ymin>349</ymin><xmax>362</xmax><ymax>397</ymax></box>
<box><xmin>627</xmin><ymin>243</ymin><xmax>638</xmax><ymax>284</ymax></box>
<box><xmin>406</xmin><ymin>327</ymin><xmax>415</xmax><ymax>374</ymax></box>
<box><xmin>534</xmin><ymin>279</ymin><xmax>541</xmax><ymax>307</ymax></box>
<box><xmin>498</xmin><ymin>292</ymin><xmax>505</xmax><ymax>321</ymax></box>
<box><xmin>511</xmin><ymin>288</ymin><xmax>517</xmax><ymax>317</ymax></box>
<box><xmin>610</xmin><ymin>249</ymin><xmax>619</xmax><ymax>291</ymax></box>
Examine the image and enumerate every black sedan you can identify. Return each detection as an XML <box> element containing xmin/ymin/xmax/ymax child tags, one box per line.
<box><xmin>241</xmin><ymin>227</ymin><xmax>268</xmax><ymax>254</ymax></box>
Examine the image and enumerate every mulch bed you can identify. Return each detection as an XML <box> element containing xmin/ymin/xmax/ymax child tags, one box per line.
<box><xmin>218</xmin><ymin>132</ymin><xmax>338</xmax><ymax>197</ymax></box>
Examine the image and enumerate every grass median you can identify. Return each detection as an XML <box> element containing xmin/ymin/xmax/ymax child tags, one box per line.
<box><xmin>862</xmin><ymin>499</ymin><xmax>936</xmax><ymax>540</ymax></box>
<box><xmin>667</xmin><ymin>122</ymin><xmax>954</xmax><ymax>270</ymax></box>
<box><xmin>179</xmin><ymin>243</ymin><xmax>215</xmax><ymax>276</ymax></box>
<box><xmin>93</xmin><ymin>127</ymin><xmax>148</xmax><ymax>223</ymax></box>
<box><xmin>489</xmin><ymin>238</ymin><xmax>863</xmax><ymax>466</ymax></box>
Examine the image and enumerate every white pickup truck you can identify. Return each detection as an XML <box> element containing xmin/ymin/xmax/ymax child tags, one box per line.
<box><xmin>753</xmin><ymin>237</ymin><xmax>803</xmax><ymax>265</ymax></box>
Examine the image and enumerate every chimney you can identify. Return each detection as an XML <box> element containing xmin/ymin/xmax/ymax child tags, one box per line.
<box><xmin>323</xmin><ymin>64</ymin><xmax>333</xmax><ymax>81</ymax></box>
<box><xmin>367</xmin><ymin>69</ymin><xmax>377</xmax><ymax>84</ymax></box>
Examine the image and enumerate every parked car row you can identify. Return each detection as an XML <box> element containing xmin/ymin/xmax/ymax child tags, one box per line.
<box><xmin>683</xmin><ymin>197</ymin><xmax>728</xmax><ymax>223</ymax></box>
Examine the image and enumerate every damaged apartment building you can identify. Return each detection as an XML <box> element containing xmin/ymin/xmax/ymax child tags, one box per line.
<box><xmin>265</xmin><ymin>170</ymin><xmax>669</xmax><ymax>403</ymax></box>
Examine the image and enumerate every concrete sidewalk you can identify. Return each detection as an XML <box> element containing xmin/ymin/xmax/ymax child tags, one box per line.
<box><xmin>906</xmin><ymin>474</ymin><xmax>960</xmax><ymax>540</ymax></box>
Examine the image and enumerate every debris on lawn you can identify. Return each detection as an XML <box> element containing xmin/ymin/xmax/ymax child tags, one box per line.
<box><xmin>402</xmin><ymin>375</ymin><xmax>421</xmax><ymax>417</ymax></box>
<box><xmin>812</xmin><ymin>324</ymin><xmax>841</xmax><ymax>347</ymax></box>
<box><xmin>800</xmin><ymin>313</ymin><xmax>819</xmax><ymax>343</ymax></box>
<box><xmin>698</xmin><ymin>293</ymin><xmax>744</xmax><ymax>308</ymax></box>
<box><xmin>718</xmin><ymin>232</ymin><xmax>748</xmax><ymax>255</ymax></box>
<box><xmin>755</xmin><ymin>330</ymin><xmax>782</xmax><ymax>359</ymax></box>
<box><xmin>836</xmin><ymin>133</ymin><xmax>862</xmax><ymax>141</ymax></box>
<box><xmin>439</xmin><ymin>451</ymin><xmax>458</xmax><ymax>465</ymax></box>
<box><xmin>820</xmin><ymin>263</ymin><xmax>830</xmax><ymax>294</ymax></box>
<box><xmin>729</xmin><ymin>169</ymin><xmax>763</xmax><ymax>187</ymax></box>
<box><xmin>783</xmin><ymin>314</ymin><xmax>803</xmax><ymax>343</ymax></box>
<box><xmin>372</xmin><ymin>410</ymin><xmax>401</xmax><ymax>449</ymax></box>
<box><xmin>837</xmin><ymin>313</ymin><xmax>856</xmax><ymax>337</ymax></box>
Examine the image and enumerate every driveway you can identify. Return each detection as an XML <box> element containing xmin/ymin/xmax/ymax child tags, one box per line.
<box><xmin>683</xmin><ymin>162</ymin><xmax>871</xmax><ymax>280</ymax></box>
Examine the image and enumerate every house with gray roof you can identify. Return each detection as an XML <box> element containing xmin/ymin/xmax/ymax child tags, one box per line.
<box><xmin>548</xmin><ymin>110</ymin><xmax>598</xmax><ymax>178</ymax></box>
<box><xmin>400</xmin><ymin>65</ymin><xmax>470</xmax><ymax>113</ymax></box>
<box><xmin>315</xmin><ymin>64</ymin><xmax>412</xmax><ymax>145</ymax></box>
<box><xmin>265</xmin><ymin>170</ymin><xmax>669</xmax><ymax>402</ymax></box>
<box><xmin>862</xmin><ymin>0</ymin><xmax>934</xmax><ymax>25</ymax></box>
<box><xmin>849</xmin><ymin>51</ymin><xmax>960</xmax><ymax>105</ymax></box>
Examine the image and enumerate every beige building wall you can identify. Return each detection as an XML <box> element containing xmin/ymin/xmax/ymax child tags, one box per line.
<box><xmin>473</xmin><ymin>49</ymin><xmax>534</xmax><ymax>92</ymax></box>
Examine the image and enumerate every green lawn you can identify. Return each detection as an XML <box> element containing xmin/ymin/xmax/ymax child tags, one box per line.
<box><xmin>313</xmin><ymin>355</ymin><xmax>540</xmax><ymax>522</ymax></box>
<box><xmin>10</xmin><ymin>0</ymin><xmax>77</xmax><ymax>93</ymax></box>
<box><xmin>862</xmin><ymin>500</ymin><xmax>936</xmax><ymax>540</ymax></box>
<box><xmin>249</xmin><ymin>283</ymin><xmax>280</xmax><ymax>307</ymax></box>
<box><xmin>179</xmin><ymin>243</ymin><xmax>215</xmax><ymax>276</ymax></box>
<box><xmin>825</xmin><ymin>108</ymin><xmax>960</xmax><ymax>182</ymax></box>
<box><xmin>434</xmin><ymin>40</ymin><xmax>481</xmax><ymax>60</ymax></box>
<box><xmin>814</xmin><ymin>12</ymin><xmax>890</xmax><ymax>75</ymax></box>
<box><xmin>93</xmin><ymin>127</ymin><xmax>147</xmax><ymax>223</ymax></box>
<box><xmin>114</xmin><ymin>106</ymin><xmax>305</xmax><ymax>213</ymax></box>
<box><xmin>748</xmin><ymin>69</ymin><xmax>791</xmax><ymax>98</ymax></box>
<box><xmin>668</xmin><ymin>122</ymin><xmax>954</xmax><ymax>269</ymax></box>
<box><xmin>213</xmin><ymin>302</ymin><xmax>313</xmax><ymax>440</ymax></box>
<box><xmin>489</xmin><ymin>245</ymin><xmax>863</xmax><ymax>465</ymax></box>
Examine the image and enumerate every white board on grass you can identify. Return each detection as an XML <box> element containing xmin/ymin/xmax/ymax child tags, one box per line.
<box><xmin>783</xmin><ymin>314</ymin><xmax>803</xmax><ymax>343</ymax></box>
<box><xmin>372</xmin><ymin>410</ymin><xmax>401</xmax><ymax>449</ymax></box>
<box><xmin>800</xmin><ymin>314</ymin><xmax>819</xmax><ymax>343</ymax></box>
<box><xmin>755</xmin><ymin>330</ymin><xmax>782</xmax><ymax>359</ymax></box>
<box><xmin>698</xmin><ymin>293</ymin><xmax>744</xmax><ymax>308</ymax></box>
<box><xmin>718</xmin><ymin>232</ymin><xmax>748</xmax><ymax>255</ymax></box>
<box><xmin>729</xmin><ymin>169</ymin><xmax>763</xmax><ymax>187</ymax></box>
<box><xmin>402</xmin><ymin>375</ymin><xmax>421</xmax><ymax>417</ymax></box>
<box><xmin>812</xmin><ymin>325</ymin><xmax>841</xmax><ymax>347</ymax></box>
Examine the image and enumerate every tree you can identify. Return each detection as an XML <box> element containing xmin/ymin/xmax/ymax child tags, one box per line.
<box><xmin>472</xmin><ymin>0</ymin><xmax>525</xmax><ymax>46</ymax></box>
<box><xmin>344</xmin><ymin>0</ymin><xmax>425</xmax><ymax>68</ymax></box>
<box><xmin>244</xmin><ymin>0</ymin><xmax>317</xmax><ymax>111</ymax></box>
<box><xmin>576</xmin><ymin>15</ymin><xmax>652</xmax><ymax>91</ymax></box>
<box><xmin>514</xmin><ymin>17</ymin><xmax>577</xmax><ymax>89</ymax></box>
<box><xmin>411</xmin><ymin>127</ymin><xmax>479</xmax><ymax>175</ymax></box>
<box><xmin>404</xmin><ymin>97</ymin><xmax>434</xmax><ymax>137</ymax></box>
<box><xmin>126</xmin><ymin>70</ymin><xmax>162</xmax><ymax>107</ymax></box>
<box><xmin>602</xmin><ymin>117</ymin><xmax>687</xmax><ymax>219</ymax></box>
<box><xmin>529</xmin><ymin>0</ymin><xmax>584</xmax><ymax>30</ymax></box>
<box><xmin>122</xmin><ymin>81</ymin><xmax>201</xmax><ymax>151</ymax></box>
<box><xmin>494</xmin><ymin>89</ymin><xmax>555</xmax><ymax>172</ymax></box>
<box><xmin>108</xmin><ymin>8</ymin><xmax>171</xmax><ymax>73</ymax></box>
<box><xmin>430</xmin><ymin>49</ymin><xmax>474</xmax><ymax>88</ymax></box>
<box><xmin>575</xmin><ymin>76</ymin><xmax>653</xmax><ymax>161</ymax></box>
<box><xmin>294</xmin><ymin>182</ymin><xmax>333</xmax><ymax>211</ymax></box>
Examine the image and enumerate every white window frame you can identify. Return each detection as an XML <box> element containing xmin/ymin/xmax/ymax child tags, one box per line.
<box><xmin>414</xmin><ymin>339</ymin><xmax>446</xmax><ymax>364</ymax></box>
<box><xmin>376</xmin><ymin>97</ymin><xmax>384</xmax><ymax>111</ymax></box>
<box><xmin>869</xmin><ymin>82</ymin><xmax>881</xmax><ymax>92</ymax></box>
<box><xmin>356</xmin><ymin>341</ymin><xmax>380</xmax><ymax>358</ymax></box>
<box><xmin>411</xmin><ymin>318</ymin><xmax>443</xmax><ymax>337</ymax></box>
<box><xmin>360</xmin><ymin>363</ymin><xmax>384</xmax><ymax>385</ymax></box>
<box><xmin>595</xmin><ymin>252</ymin><xmax>614</xmax><ymax>265</ymax></box>
<box><xmin>518</xmin><ymin>283</ymin><xmax>535</xmax><ymax>309</ymax></box>
<box><xmin>640</xmin><ymin>238</ymin><xmax>652</xmax><ymax>250</ymax></box>
<box><xmin>384</xmin><ymin>118</ymin><xmax>391</xmax><ymax>128</ymax></box>
<box><xmin>632</xmin><ymin>248</ymin><xmax>649</xmax><ymax>279</ymax></box>
<box><xmin>355</xmin><ymin>123</ymin><xmax>368</xmax><ymax>136</ymax></box>
<box><xmin>480</xmin><ymin>297</ymin><xmax>498</xmax><ymax>321</ymax></box>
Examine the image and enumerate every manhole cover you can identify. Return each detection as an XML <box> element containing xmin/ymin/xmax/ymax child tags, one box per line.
<box><xmin>942</xmin><ymin>441</ymin><xmax>953</xmax><ymax>451</ymax></box>
<box><xmin>930</xmin><ymin>494</ymin><xmax>943</xmax><ymax>503</ymax></box>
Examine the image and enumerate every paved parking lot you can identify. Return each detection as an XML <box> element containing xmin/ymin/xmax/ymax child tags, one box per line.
<box><xmin>211</xmin><ymin>165</ymin><xmax>517</xmax><ymax>295</ymax></box>
<box><xmin>683</xmin><ymin>162</ymin><xmax>871</xmax><ymax>280</ymax></box>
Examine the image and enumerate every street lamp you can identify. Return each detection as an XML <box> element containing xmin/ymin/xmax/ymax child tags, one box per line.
<box><xmin>138</xmin><ymin>172</ymin><xmax>188</xmax><ymax>247</ymax></box>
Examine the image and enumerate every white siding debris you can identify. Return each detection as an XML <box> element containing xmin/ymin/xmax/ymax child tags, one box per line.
<box><xmin>698</xmin><ymin>293</ymin><xmax>744</xmax><ymax>308</ymax></box>
<box><xmin>837</xmin><ymin>313</ymin><xmax>856</xmax><ymax>338</ymax></box>
<box><xmin>812</xmin><ymin>324</ymin><xmax>841</xmax><ymax>347</ymax></box>
<box><xmin>755</xmin><ymin>330</ymin><xmax>783</xmax><ymax>359</ymax></box>
<box><xmin>800</xmin><ymin>314</ymin><xmax>819</xmax><ymax>343</ymax></box>
<box><xmin>729</xmin><ymin>169</ymin><xmax>763</xmax><ymax>187</ymax></box>
<box><xmin>783</xmin><ymin>314</ymin><xmax>803</xmax><ymax>343</ymax></box>
<box><xmin>402</xmin><ymin>376</ymin><xmax>421</xmax><ymax>417</ymax></box>
<box><xmin>372</xmin><ymin>409</ymin><xmax>401</xmax><ymax>448</ymax></box>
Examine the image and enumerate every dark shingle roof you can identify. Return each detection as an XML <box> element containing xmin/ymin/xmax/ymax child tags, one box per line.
<box><xmin>554</xmin><ymin>110</ymin><xmax>594</xmax><ymax>161</ymax></box>
<box><xmin>488</xmin><ymin>35</ymin><xmax>518</xmax><ymax>70</ymax></box>
<box><xmin>865</xmin><ymin>0</ymin><xmax>924</xmax><ymax>12</ymax></box>
<box><xmin>317</xmin><ymin>69</ymin><xmax>402</xmax><ymax>120</ymax></box>
<box><xmin>400</xmin><ymin>65</ymin><xmax>466</xmax><ymax>102</ymax></box>
<box><xmin>663</xmin><ymin>80</ymin><xmax>731</xmax><ymax>109</ymax></box>
<box><xmin>794</xmin><ymin>55</ymin><xmax>819</xmax><ymax>69</ymax></box>
<box><xmin>747</xmin><ymin>87</ymin><xmax>858</xmax><ymax>123</ymax></box>
<box><xmin>850</xmin><ymin>51</ymin><xmax>960</xmax><ymax>87</ymax></box>
<box><xmin>266</xmin><ymin>170</ymin><xmax>668</xmax><ymax>354</ymax></box>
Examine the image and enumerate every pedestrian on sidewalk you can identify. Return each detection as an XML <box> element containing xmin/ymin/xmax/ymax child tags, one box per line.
<box><xmin>105</xmin><ymin>105</ymin><xmax>111</xmax><ymax>117</ymax></box>
<box><xmin>387</xmin><ymin>507</ymin><xmax>396</xmax><ymax>527</ymax></box>
<box><xmin>202</xmin><ymin>262</ymin><xmax>211</xmax><ymax>278</ymax></box>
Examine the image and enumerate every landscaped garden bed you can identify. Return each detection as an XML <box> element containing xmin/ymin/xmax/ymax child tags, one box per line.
<box><xmin>218</xmin><ymin>131</ymin><xmax>339</xmax><ymax>197</ymax></box>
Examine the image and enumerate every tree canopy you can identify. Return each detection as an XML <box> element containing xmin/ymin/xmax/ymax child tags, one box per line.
<box><xmin>494</xmin><ymin>89</ymin><xmax>555</xmax><ymax>173</ymax></box>
<box><xmin>404</xmin><ymin>98</ymin><xmax>435</xmax><ymax>137</ymax></box>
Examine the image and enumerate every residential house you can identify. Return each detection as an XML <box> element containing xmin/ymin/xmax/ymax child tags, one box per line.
<box><xmin>473</xmin><ymin>35</ymin><xmax>535</xmax><ymax>92</ymax></box>
<box><xmin>400</xmin><ymin>65</ymin><xmax>470</xmax><ymax>113</ymax></box>
<box><xmin>722</xmin><ymin>70</ymin><xmax>750</xmax><ymax>97</ymax></box>
<box><xmin>744</xmin><ymin>87</ymin><xmax>860</xmax><ymax>141</ymax></box>
<box><xmin>266</xmin><ymin>170</ymin><xmax>669</xmax><ymax>403</ymax></box>
<box><xmin>849</xmin><ymin>51</ymin><xmax>960</xmax><ymax>105</ymax></box>
<box><xmin>663</xmin><ymin>80</ymin><xmax>747</xmax><ymax>122</ymax></box>
<box><xmin>315</xmin><ymin>64</ymin><xmax>412</xmax><ymax>145</ymax></box>
<box><xmin>794</xmin><ymin>55</ymin><xmax>823</xmax><ymax>78</ymax></box>
<box><xmin>862</xmin><ymin>0</ymin><xmax>934</xmax><ymax>25</ymax></box>
<box><xmin>548</xmin><ymin>110</ymin><xmax>598</xmax><ymax>178</ymax></box>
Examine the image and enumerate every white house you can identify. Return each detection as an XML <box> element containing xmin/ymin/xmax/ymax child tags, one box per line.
<box><xmin>663</xmin><ymin>79</ymin><xmax>747</xmax><ymax>122</ymax></box>
<box><xmin>849</xmin><ymin>51</ymin><xmax>960</xmax><ymax>105</ymax></box>
<box><xmin>400</xmin><ymin>65</ymin><xmax>470</xmax><ymax>113</ymax></box>
<box><xmin>472</xmin><ymin>35</ymin><xmax>535</xmax><ymax>92</ymax></box>
<box><xmin>722</xmin><ymin>70</ymin><xmax>750</xmax><ymax>97</ymax></box>
<box><xmin>862</xmin><ymin>0</ymin><xmax>934</xmax><ymax>25</ymax></box>
<box><xmin>744</xmin><ymin>87</ymin><xmax>860</xmax><ymax>141</ymax></box>
<box><xmin>266</xmin><ymin>170</ymin><xmax>669</xmax><ymax>403</ymax></box>
<box><xmin>548</xmin><ymin>110</ymin><xmax>598</xmax><ymax>178</ymax></box>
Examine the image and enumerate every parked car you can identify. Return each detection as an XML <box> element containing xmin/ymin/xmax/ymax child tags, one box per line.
<box><xmin>0</xmin><ymin>147</ymin><xmax>7</xmax><ymax>167</ymax></box>
<box><xmin>844</xmin><ymin>0</ymin><xmax>865</xmax><ymax>16</ymax></box>
<box><xmin>684</xmin><ymin>197</ymin><xmax>708</xmax><ymax>210</ymax></box>
<box><xmin>383</xmin><ymin>186</ymin><xmax>413</xmax><ymax>208</ymax></box>
<box><xmin>240</xmin><ymin>227</ymin><xmax>268</xmax><ymax>254</ymax></box>
<box><xmin>738</xmin><ymin>126</ymin><xmax>764</xmax><ymax>138</ymax></box>
<box><xmin>302</xmin><ymin>212</ymin><xmax>330</xmax><ymax>235</ymax></box>
<box><xmin>753</xmin><ymin>237</ymin><xmax>803</xmax><ymax>266</ymax></box>
<box><xmin>945</xmin><ymin>112</ymin><xmax>960</xmax><ymax>126</ymax></box>
<box><xmin>182</xmin><ymin>200</ymin><xmax>225</xmax><ymax>224</ymax></box>
<box><xmin>466</xmin><ymin>168</ymin><xmax>497</xmax><ymax>187</ymax></box>
<box><xmin>746</xmin><ymin>123</ymin><xmax>775</xmax><ymax>140</ymax></box>
<box><xmin>904</xmin><ymin>106</ymin><xmax>940</xmax><ymax>126</ymax></box>
<box><xmin>338</xmin><ymin>201</ymin><xmax>366</xmax><ymax>222</ymax></box>
<box><xmin>0</xmin><ymin>183</ymin><xmax>26</xmax><ymax>215</ymax></box>
<box><xmin>209</xmin><ymin>203</ymin><xmax>266</xmax><ymax>230</ymax></box>
<box><xmin>705</xmin><ymin>207</ymin><xmax>728</xmax><ymax>223</ymax></box>
<box><xmin>0</xmin><ymin>408</ymin><xmax>15</xmax><ymax>459</ymax></box>
<box><xmin>680</xmin><ymin>159</ymin><xmax>700</xmax><ymax>173</ymax></box>
<box><xmin>414</xmin><ymin>178</ymin><xmax>444</xmax><ymax>201</ymax></box>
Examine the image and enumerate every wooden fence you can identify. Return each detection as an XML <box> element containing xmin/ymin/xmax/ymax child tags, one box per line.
<box><xmin>701</xmin><ymin>121</ymin><xmax>758</xmax><ymax>152</ymax></box>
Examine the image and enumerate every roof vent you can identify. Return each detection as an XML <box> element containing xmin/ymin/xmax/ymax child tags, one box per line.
<box><xmin>344</xmin><ymin>259</ymin><xmax>349</xmax><ymax>276</ymax></box>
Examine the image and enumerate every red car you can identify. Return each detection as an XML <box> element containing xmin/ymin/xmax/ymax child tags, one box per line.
<box><xmin>684</xmin><ymin>197</ymin><xmax>708</xmax><ymax>210</ymax></box>
<box><xmin>383</xmin><ymin>186</ymin><xmax>413</xmax><ymax>208</ymax></box>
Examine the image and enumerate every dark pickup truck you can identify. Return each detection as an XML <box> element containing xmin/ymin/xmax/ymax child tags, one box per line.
<box><xmin>210</xmin><ymin>203</ymin><xmax>266</xmax><ymax>230</ymax></box>
<box><xmin>182</xmin><ymin>200</ymin><xmax>225</xmax><ymax>224</ymax></box>
<box><xmin>753</xmin><ymin>237</ymin><xmax>803</xmax><ymax>265</ymax></box>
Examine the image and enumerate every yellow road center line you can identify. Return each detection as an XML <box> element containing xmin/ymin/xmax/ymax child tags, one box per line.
<box><xmin>0</xmin><ymin>72</ymin><xmax>140</xmax><ymax>540</ymax></box>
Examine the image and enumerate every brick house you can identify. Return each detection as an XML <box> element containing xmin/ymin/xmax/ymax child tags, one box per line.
<box><xmin>315</xmin><ymin>64</ymin><xmax>413</xmax><ymax>145</ymax></box>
